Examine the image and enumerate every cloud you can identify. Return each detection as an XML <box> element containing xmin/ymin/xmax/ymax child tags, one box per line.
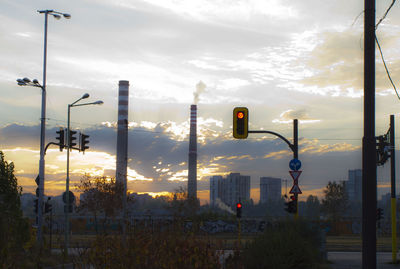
<box><xmin>272</xmin><ymin>109</ymin><xmax>321</xmax><ymax>124</ymax></box>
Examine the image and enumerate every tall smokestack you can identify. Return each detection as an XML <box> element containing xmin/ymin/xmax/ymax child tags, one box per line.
<box><xmin>188</xmin><ymin>104</ymin><xmax>197</xmax><ymax>199</ymax></box>
<box><xmin>116</xmin><ymin>80</ymin><xmax>129</xmax><ymax>190</ymax></box>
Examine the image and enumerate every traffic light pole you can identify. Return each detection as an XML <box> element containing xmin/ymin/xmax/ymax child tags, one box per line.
<box><xmin>238</xmin><ymin>219</ymin><xmax>241</xmax><ymax>248</ymax></box>
<box><xmin>390</xmin><ymin>115</ymin><xmax>397</xmax><ymax>263</ymax></box>
<box><xmin>293</xmin><ymin>120</ymin><xmax>299</xmax><ymax>219</ymax></box>
<box><xmin>248</xmin><ymin>119</ymin><xmax>298</xmax><ymax>156</ymax></box>
<box><xmin>249</xmin><ymin>119</ymin><xmax>299</xmax><ymax>217</ymax></box>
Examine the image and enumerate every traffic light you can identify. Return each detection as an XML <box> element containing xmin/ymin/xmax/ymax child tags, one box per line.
<box><xmin>44</xmin><ymin>201</ymin><xmax>52</xmax><ymax>214</ymax></box>
<box><xmin>34</xmin><ymin>199</ymin><xmax>38</xmax><ymax>214</ymax></box>
<box><xmin>377</xmin><ymin>208</ymin><xmax>384</xmax><ymax>221</ymax></box>
<box><xmin>236</xmin><ymin>202</ymin><xmax>242</xmax><ymax>218</ymax></box>
<box><xmin>80</xmin><ymin>133</ymin><xmax>90</xmax><ymax>152</ymax></box>
<box><xmin>376</xmin><ymin>135</ymin><xmax>390</xmax><ymax>166</ymax></box>
<box><xmin>285</xmin><ymin>195</ymin><xmax>297</xmax><ymax>214</ymax></box>
<box><xmin>34</xmin><ymin>175</ymin><xmax>40</xmax><ymax>213</ymax></box>
<box><xmin>233</xmin><ymin>107</ymin><xmax>248</xmax><ymax>139</ymax></box>
<box><xmin>56</xmin><ymin>127</ymin><xmax>65</xmax><ymax>151</ymax></box>
<box><xmin>69</xmin><ymin>129</ymin><xmax>77</xmax><ymax>148</ymax></box>
<box><xmin>44</xmin><ymin>197</ymin><xmax>52</xmax><ymax>214</ymax></box>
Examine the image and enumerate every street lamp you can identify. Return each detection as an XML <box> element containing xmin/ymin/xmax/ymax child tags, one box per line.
<box><xmin>15</xmin><ymin>9</ymin><xmax>70</xmax><ymax>247</ymax></box>
<box><xmin>64</xmin><ymin>94</ymin><xmax>103</xmax><ymax>255</ymax></box>
<box><xmin>16</xmin><ymin>77</ymin><xmax>43</xmax><ymax>88</ymax></box>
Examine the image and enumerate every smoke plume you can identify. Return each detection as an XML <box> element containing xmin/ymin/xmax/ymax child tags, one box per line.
<box><xmin>193</xmin><ymin>81</ymin><xmax>206</xmax><ymax>104</ymax></box>
<box><xmin>215</xmin><ymin>198</ymin><xmax>235</xmax><ymax>215</ymax></box>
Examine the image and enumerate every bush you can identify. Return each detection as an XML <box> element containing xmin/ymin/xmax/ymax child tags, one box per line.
<box><xmin>73</xmin><ymin>229</ymin><xmax>222</xmax><ymax>269</ymax></box>
<box><xmin>240</xmin><ymin>219</ymin><xmax>324</xmax><ymax>269</ymax></box>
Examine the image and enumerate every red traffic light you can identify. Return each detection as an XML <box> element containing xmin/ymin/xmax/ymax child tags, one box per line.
<box><xmin>236</xmin><ymin>203</ymin><xmax>242</xmax><ymax>208</ymax></box>
<box><xmin>237</xmin><ymin>112</ymin><xmax>244</xmax><ymax>119</ymax></box>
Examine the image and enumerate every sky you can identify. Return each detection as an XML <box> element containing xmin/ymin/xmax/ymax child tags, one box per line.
<box><xmin>1</xmin><ymin>0</ymin><xmax>400</xmax><ymax>204</ymax></box>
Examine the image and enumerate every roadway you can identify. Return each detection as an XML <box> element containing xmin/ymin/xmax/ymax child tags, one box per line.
<box><xmin>328</xmin><ymin>252</ymin><xmax>399</xmax><ymax>269</ymax></box>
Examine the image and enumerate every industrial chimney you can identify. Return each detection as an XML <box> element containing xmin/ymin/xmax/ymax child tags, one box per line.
<box><xmin>188</xmin><ymin>104</ymin><xmax>197</xmax><ymax>199</ymax></box>
<box><xmin>116</xmin><ymin>80</ymin><xmax>129</xmax><ymax>191</ymax></box>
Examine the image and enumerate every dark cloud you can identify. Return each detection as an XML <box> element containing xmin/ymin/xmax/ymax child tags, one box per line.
<box><xmin>0</xmin><ymin>122</ymin><xmax>366</xmax><ymax>194</ymax></box>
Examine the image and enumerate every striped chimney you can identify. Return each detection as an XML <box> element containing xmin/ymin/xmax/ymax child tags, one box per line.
<box><xmin>188</xmin><ymin>104</ymin><xmax>197</xmax><ymax>199</ymax></box>
<box><xmin>116</xmin><ymin>80</ymin><xmax>129</xmax><ymax>190</ymax></box>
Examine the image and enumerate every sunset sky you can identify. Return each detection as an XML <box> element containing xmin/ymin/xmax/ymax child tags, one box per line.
<box><xmin>1</xmin><ymin>0</ymin><xmax>400</xmax><ymax>204</ymax></box>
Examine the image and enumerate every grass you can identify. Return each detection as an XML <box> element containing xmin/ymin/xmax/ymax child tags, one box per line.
<box><xmin>45</xmin><ymin>232</ymin><xmax>399</xmax><ymax>252</ymax></box>
<box><xmin>326</xmin><ymin>235</ymin><xmax>397</xmax><ymax>252</ymax></box>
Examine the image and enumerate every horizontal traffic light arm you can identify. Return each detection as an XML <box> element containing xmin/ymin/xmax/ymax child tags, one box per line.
<box><xmin>44</xmin><ymin>142</ymin><xmax>80</xmax><ymax>154</ymax></box>
<box><xmin>248</xmin><ymin>130</ymin><xmax>296</xmax><ymax>153</ymax></box>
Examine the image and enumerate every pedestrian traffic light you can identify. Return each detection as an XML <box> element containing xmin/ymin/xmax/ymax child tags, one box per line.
<box><xmin>233</xmin><ymin>107</ymin><xmax>248</xmax><ymax>139</ymax></box>
<box><xmin>236</xmin><ymin>202</ymin><xmax>242</xmax><ymax>218</ymax></box>
<box><xmin>69</xmin><ymin>129</ymin><xmax>77</xmax><ymax>148</ymax></box>
<box><xmin>34</xmin><ymin>199</ymin><xmax>38</xmax><ymax>214</ymax></box>
<box><xmin>80</xmin><ymin>133</ymin><xmax>90</xmax><ymax>152</ymax></box>
<box><xmin>377</xmin><ymin>208</ymin><xmax>384</xmax><ymax>221</ymax></box>
<box><xmin>56</xmin><ymin>127</ymin><xmax>65</xmax><ymax>151</ymax></box>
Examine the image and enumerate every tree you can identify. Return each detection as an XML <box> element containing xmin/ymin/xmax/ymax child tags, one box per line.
<box><xmin>321</xmin><ymin>181</ymin><xmax>348</xmax><ymax>221</ymax></box>
<box><xmin>76</xmin><ymin>175</ymin><xmax>126</xmax><ymax>234</ymax></box>
<box><xmin>304</xmin><ymin>195</ymin><xmax>321</xmax><ymax>220</ymax></box>
<box><xmin>168</xmin><ymin>186</ymin><xmax>200</xmax><ymax>219</ymax></box>
<box><xmin>0</xmin><ymin>151</ymin><xmax>30</xmax><ymax>267</ymax></box>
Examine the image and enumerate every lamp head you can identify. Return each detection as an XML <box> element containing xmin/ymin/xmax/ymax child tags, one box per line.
<box><xmin>33</xmin><ymin>79</ymin><xmax>39</xmax><ymax>84</ymax></box>
<box><xmin>82</xmin><ymin>93</ymin><xmax>90</xmax><ymax>99</ymax></box>
<box><xmin>17</xmin><ymin>78</ymin><xmax>25</xmax><ymax>85</ymax></box>
<box><xmin>23</xmin><ymin>77</ymin><xmax>31</xmax><ymax>83</ymax></box>
<box><xmin>63</xmin><ymin>13</ymin><xmax>71</xmax><ymax>19</ymax></box>
<box><xmin>93</xmin><ymin>100</ymin><xmax>104</xmax><ymax>105</ymax></box>
<box><xmin>53</xmin><ymin>14</ymin><xmax>61</xmax><ymax>20</ymax></box>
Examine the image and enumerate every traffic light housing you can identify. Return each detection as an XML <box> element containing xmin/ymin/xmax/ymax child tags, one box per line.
<box><xmin>56</xmin><ymin>127</ymin><xmax>65</xmax><ymax>151</ymax></box>
<box><xmin>377</xmin><ymin>208</ymin><xmax>384</xmax><ymax>221</ymax></box>
<box><xmin>233</xmin><ymin>107</ymin><xmax>248</xmax><ymax>139</ymax></box>
<box><xmin>80</xmin><ymin>133</ymin><xmax>90</xmax><ymax>152</ymax></box>
<box><xmin>236</xmin><ymin>202</ymin><xmax>242</xmax><ymax>218</ymax></box>
<box><xmin>285</xmin><ymin>195</ymin><xmax>297</xmax><ymax>214</ymax></box>
<box><xmin>34</xmin><ymin>199</ymin><xmax>38</xmax><ymax>214</ymax></box>
<box><xmin>44</xmin><ymin>201</ymin><xmax>52</xmax><ymax>214</ymax></box>
<box><xmin>69</xmin><ymin>129</ymin><xmax>77</xmax><ymax>148</ymax></box>
<box><xmin>34</xmin><ymin>175</ymin><xmax>40</xmax><ymax>213</ymax></box>
<box><xmin>376</xmin><ymin>135</ymin><xmax>390</xmax><ymax>166</ymax></box>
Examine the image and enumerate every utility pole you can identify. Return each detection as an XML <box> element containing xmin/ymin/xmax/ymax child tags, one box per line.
<box><xmin>362</xmin><ymin>0</ymin><xmax>376</xmax><ymax>268</ymax></box>
<box><xmin>390</xmin><ymin>115</ymin><xmax>397</xmax><ymax>263</ymax></box>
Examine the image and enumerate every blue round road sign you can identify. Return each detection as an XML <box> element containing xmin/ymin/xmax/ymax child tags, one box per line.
<box><xmin>289</xmin><ymin>158</ymin><xmax>302</xmax><ymax>171</ymax></box>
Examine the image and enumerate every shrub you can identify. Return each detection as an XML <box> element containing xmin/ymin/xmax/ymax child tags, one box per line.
<box><xmin>241</xmin><ymin>219</ymin><xmax>323</xmax><ymax>269</ymax></box>
<box><xmin>73</xmin><ymin>229</ymin><xmax>222</xmax><ymax>269</ymax></box>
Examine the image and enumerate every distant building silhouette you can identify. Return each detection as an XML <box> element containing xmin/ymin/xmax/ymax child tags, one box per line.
<box><xmin>210</xmin><ymin>176</ymin><xmax>223</xmax><ymax>207</ymax></box>
<box><xmin>260</xmin><ymin>177</ymin><xmax>282</xmax><ymax>204</ymax></box>
<box><xmin>345</xmin><ymin>169</ymin><xmax>362</xmax><ymax>202</ymax></box>
<box><xmin>210</xmin><ymin>173</ymin><xmax>250</xmax><ymax>208</ymax></box>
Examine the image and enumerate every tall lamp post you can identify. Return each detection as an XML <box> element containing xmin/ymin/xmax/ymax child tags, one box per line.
<box><xmin>16</xmin><ymin>9</ymin><xmax>70</xmax><ymax>247</ymax></box>
<box><xmin>64</xmin><ymin>94</ymin><xmax>103</xmax><ymax>255</ymax></box>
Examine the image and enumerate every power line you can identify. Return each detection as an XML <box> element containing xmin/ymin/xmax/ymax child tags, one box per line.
<box><xmin>375</xmin><ymin>35</ymin><xmax>400</xmax><ymax>100</ymax></box>
<box><xmin>374</xmin><ymin>0</ymin><xmax>399</xmax><ymax>100</ymax></box>
<box><xmin>376</xmin><ymin>0</ymin><xmax>396</xmax><ymax>29</ymax></box>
